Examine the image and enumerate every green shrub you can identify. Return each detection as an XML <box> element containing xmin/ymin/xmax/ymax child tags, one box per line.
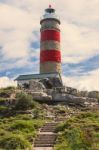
<box><xmin>7</xmin><ymin>118</ymin><xmax>44</xmax><ymax>139</ymax></box>
<box><xmin>0</xmin><ymin>133</ymin><xmax>31</xmax><ymax>150</ymax></box>
<box><xmin>0</xmin><ymin>97</ymin><xmax>7</xmax><ymax>103</ymax></box>
<box><xmin>9</xmin><ymin>120</ymin><xmax>35</xmax><ymax>133</ymax></box>
<box><xmin>0</xmin><ymin>87</ymin><xmax>15</xmax><ymax>98</ymax></box>
<box><xmin>32</xmin><ymin>108</ymin><xmax>46</xmax><ymax>119</ymax></box>
<box><xmin>0</xmin><ymin>106</ymin><xmax>8</xmax><ymax>113</ymax></box>
<box><xmin>15</xmin><ymin>92</ymin><xmax>35</xmax><ymax>110</ymax></box>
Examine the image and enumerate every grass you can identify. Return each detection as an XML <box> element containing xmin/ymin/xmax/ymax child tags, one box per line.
<box><xmin>0</xmin><ymin>114</ymin><xmax>45</xmax><ymax>150</ymax></box>
<box><xmin>54</xmin><ymin>111</ymin><xmax>99</xmax><ymax>150</ymax></box>
<box><xmin>0</xmin><ymin>133</ymin><xmax>32</xmax><ymax>150</ymax></box>
<box><xmin>0</xmin><ymin>90</ymin><xmax>46</xmax><ymax>150</ymax></box>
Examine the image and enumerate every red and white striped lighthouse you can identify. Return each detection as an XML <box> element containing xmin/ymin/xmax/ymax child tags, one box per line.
<box><xmin>40</xmin><ymin>5</ymin><xmax>61</xmax><ymax>74</ymax></box>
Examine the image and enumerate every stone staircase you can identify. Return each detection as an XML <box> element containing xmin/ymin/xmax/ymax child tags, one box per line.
<box><xmin>40</xmin><ymin>122</ymin><xmax>58</xmax><ymax>132</ymax></box>
<box><xmin>34</xmin><ymin>122</ymin><xmax>58</xmax><ymax>149</ymax></box>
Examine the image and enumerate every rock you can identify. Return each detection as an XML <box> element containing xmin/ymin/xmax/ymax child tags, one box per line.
<box><xmin>29</xmin><ymin>80</ymin><xmax>45</xmax><ymax>91</ymax></box>
<box><xmin>66</xmin><ymin>87</ymin><xmax>78</xmax><ymax>95</ymax></box>
<box><xmin>31</xmin><ymin>92</ymin><xmax>52</xmax><ymax>101</ymax></box>
<box><xmin>77</xmin><ymin>91</ymin><xmax>89</xmax><ymax>97</ymax></box>
<box><xmin>88</xmin><ymin>91</ymin><xmax>99</xmax><ymax>99</ymax></box>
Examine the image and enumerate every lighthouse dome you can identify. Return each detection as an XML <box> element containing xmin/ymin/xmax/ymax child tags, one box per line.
<box><xmin>40</xmin><ymin>5</ymin><xmax>60</xmax><ymax>24</ymax></box>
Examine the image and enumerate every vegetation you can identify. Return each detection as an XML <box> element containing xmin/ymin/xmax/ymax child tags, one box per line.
<box><xmin>0</xmin><ymin>133</ymin><xmax>31</xmax><ymax>150</ymax></box>
<box><xmin>0</xmin><ymin>114</ymin><xmax>45</xmax><ymax>150</ymax></box>
<box><xmin>0</xmin><ymin>87</ymin><xmax>99</xmax><ymax>150</ymax></box>
<box><xmin>0</xmin><ymin>88</ymin><xmax>46</xmax><ymax>150</ymax></box>
<box><xmin>15</xmin><ymin>92</ymin><xmax>37</xmax><ymax>110</ymax></box>
<box><xmin>0</xmin><ymin>87</ymin><xmax>15</xmax><ymax>98</ymax></box>
<box><xmin>54</xmin><ymin>111</ymin><xmax>99</xmax><ymax>150</ymax></box>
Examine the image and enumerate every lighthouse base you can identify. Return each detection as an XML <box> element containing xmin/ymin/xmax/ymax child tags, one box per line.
<box><xmin>15</xmin><ymin>72</ymin><xmax>63</xmax><ymax>89</ymax></box>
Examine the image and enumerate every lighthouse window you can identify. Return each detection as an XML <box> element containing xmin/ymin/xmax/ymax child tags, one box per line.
<box><xmin>46</xmin><ymin>8</ymin><xmax>55</xmax><ymax>13</ymax></box>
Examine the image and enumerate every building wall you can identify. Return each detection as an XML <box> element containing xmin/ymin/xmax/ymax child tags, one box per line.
<box><xmin>17</xmin><ymin>79</ymin><xmax>39</xmax><ymax>87</ymax></box>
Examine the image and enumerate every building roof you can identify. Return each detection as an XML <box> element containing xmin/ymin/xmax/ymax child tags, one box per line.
<box><xmin>15</xmin><ymin>72</ymin><xmax>62</xmax><ymax>81</ymax></box>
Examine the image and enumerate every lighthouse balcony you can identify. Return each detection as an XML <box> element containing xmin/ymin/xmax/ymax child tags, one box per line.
<box><xmin>40</xmin><ymin>13</ymin><xmax>60</xmax><ymax>24</ymax></box>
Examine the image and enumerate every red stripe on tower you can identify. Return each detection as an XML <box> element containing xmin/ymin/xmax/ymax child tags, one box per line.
<box><xmin>40</xmin><ymin>50</ymin><xmax>61</xmax><ymax>63</ymax></box>
<box><xmin>41</xmin><ymin>30</ymin><xmax>60</xmax><ymax>42</ymax></box>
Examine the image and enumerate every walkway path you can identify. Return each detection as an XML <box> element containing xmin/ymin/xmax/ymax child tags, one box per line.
<box><xmin>33</xmin><ymin>117</ymin><xmax>65</xmax><ymax>150</ymax></box>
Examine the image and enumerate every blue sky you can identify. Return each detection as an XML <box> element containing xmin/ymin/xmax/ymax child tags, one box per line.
<box><xmin>0</xmin><ymin>0</ymin><xmax>99</xmax><ymax>90</ymax></box>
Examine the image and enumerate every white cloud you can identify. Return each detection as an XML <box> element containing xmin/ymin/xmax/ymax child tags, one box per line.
<box><xmin>62</xmin><ymin>69</ymin><xmax>99</xmax><ymax>91</ymax></box>
<box><xmin>0</xmin><ymin>4</ymin><xmax>36</xmax><ymax>60</ymax></box>
<box><xmin>61</xmin><ymin>21</ymin><xmax>99</xmax><ymax>63</ymax></box>
<box><xmin>0</xmin><ymin>77</ymin><xmax>17</xmax><ymax>88</ymax></box>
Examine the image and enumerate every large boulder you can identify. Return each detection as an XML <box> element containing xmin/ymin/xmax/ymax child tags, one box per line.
<box><xmin>88</xmin><ymin>91</ymin><xmax>99</xmax><ymax>99</ymax></box>
<box><xmin>31</xmin><ymin>92</ymin><xmax>52</xmax><ymax>101</ymax></box>
<box><xmin>77</xmin><ymin>91</ymin><xmax>89</xmax><ymax>97</ymax></box>
<box><xmin>66</xmin><ymin>87</ymin><xmax>78</xmax><ymax>96</ymax></box>
<box><xmin>29</xmin><ymin>80</ymin><xmax>45</xmax><ymax>91</ymax></box>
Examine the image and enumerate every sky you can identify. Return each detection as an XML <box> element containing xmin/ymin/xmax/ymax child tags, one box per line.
<box><xmin>0</xmin><ymin>0</ymin><xmax>99</xmax><ymax>91</ymax></box>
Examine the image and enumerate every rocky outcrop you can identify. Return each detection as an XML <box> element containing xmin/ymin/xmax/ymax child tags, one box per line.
<box><xmin>66</xmin><ymin>87</ymin><xmax>78</xmax><ymax>96</ymax></box>
<box><xmin>29</xmin><ymin>80</ymin><xmax>45</xmax><ymax>91</ymax></box>
<box><xmin>23</xmin><ymin>80</ymin><xmax>99</xmax><ymax>107</ymax></box>
<box><xmin>88</xmin><ymin>91</ymin><xmax>99</xmax><ymax>99</ymax></box>
<box><xmin>30</xmin><ymin>91</ymin><xmax>52</xmax><ymax>101</ymax></box>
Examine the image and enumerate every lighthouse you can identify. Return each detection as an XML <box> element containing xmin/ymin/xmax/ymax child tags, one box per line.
<box><xmin>16</xmin><ymin>6</ymin><xmax>63</xmax><ymax>88</ymax></box>
<box><xmin>40</xmin><ymin>5</ymin><xmax>61</xmax><ymax>74</ymax></box>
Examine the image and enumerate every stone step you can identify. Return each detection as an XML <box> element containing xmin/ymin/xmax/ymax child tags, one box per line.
<box><xmin>55</xmin><ymin>118</ymin><xmax>66</xmax><ymax>122</ymax></box>
<box><xmin>34</xmin><ymin>137</ymin><xmax>57</xmax><ymax>141</ymax></box>
<box><xmin>40</xmin><ymin>123</ymin><xmax>58</xmax><ymax>132</ymax></box>
<box><xmin>35</xmin><ymin>134</ymin><xmax>57</xmax><ymax>139</ymax></box>
<box><xmin>35</xmin><ymin>137</ymin><xmax>56</xmax><ymax>141</ymax></box>
<box><xmin>34</xmin><ymin>134</ymin><xmax>57</xmax><ymax>147</ymax></box>
<box><xmin>40</xmin><ymin>127</ymin><xmax>56</xmax><ymax>131</ymax></box>
<box><xmin>34</xmin><ymin>143</ymin><xmax>54</xmax><ymax>147</ymax></box>
<box><xmin>34</xmin><ymin>141</ymin><xmax>55</xmax><ymax>144</ymax></box>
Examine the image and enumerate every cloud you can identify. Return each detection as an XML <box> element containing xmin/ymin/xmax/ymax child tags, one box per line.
<box><xmin>61</xmin><ymin>21</ymin><xmax>99</xmax><ymax>63</ymax></box>
<box><xmin>0</xmin><ymin>3</ymin><xmax>36</xmax><ymax>59</ymax></box>
<box><xmin>62</xmin><ymin>69</ymin><xmax>99</xmax><ymax>91</ymax></box>
<box><xmin>0</xmin><ymin>3</ymin><xmax>39</xmax><ymax>73</ymax></box>
<box><xmin>0</xmin><ymin>77</ymin><xmax>17</xmax><ymax>88</ymax></box>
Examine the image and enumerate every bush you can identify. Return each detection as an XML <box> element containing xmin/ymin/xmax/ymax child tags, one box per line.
<box><xmin>0</xmin><ymin>133</ymin><xmax>32</xmax><ymax>150</ymax></box>
<box><xmin>15</xmin><ymin>92</ymin><xmax>35</xmax><ymax>110</ymax></box>
<box><xmin>0</xmin><ymin>113</ymin><xmax>45</xmax><ymax>149</ymax></box>
<box><xmin>0</xmin><ymin>97</ymin><xmax>7</xmax><ymax>103</ymax></box>
<box><xmin>0</xmin><ymin>106</ymin><xmax>8</xmax><ymax>113</ymax></box>
<box><xmin>9</xmin><ymin>119</ymin><xmax>44</xmax><ymax>133</ymax></box>
<box><xmin>9</xmin><ymin>120</ymin><xmax>35</xmax><ymax>133</ymax></box>
<box><xmin>0</xmin><ymin>87</ymin><xmax>15</xmax><ymax>98</ymax></box>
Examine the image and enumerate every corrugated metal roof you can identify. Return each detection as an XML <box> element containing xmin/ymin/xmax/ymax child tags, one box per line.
<box><xmin>15</xmin><ymin>73</ymin><xmax>60</xmax><ymax>81</ymax></box>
